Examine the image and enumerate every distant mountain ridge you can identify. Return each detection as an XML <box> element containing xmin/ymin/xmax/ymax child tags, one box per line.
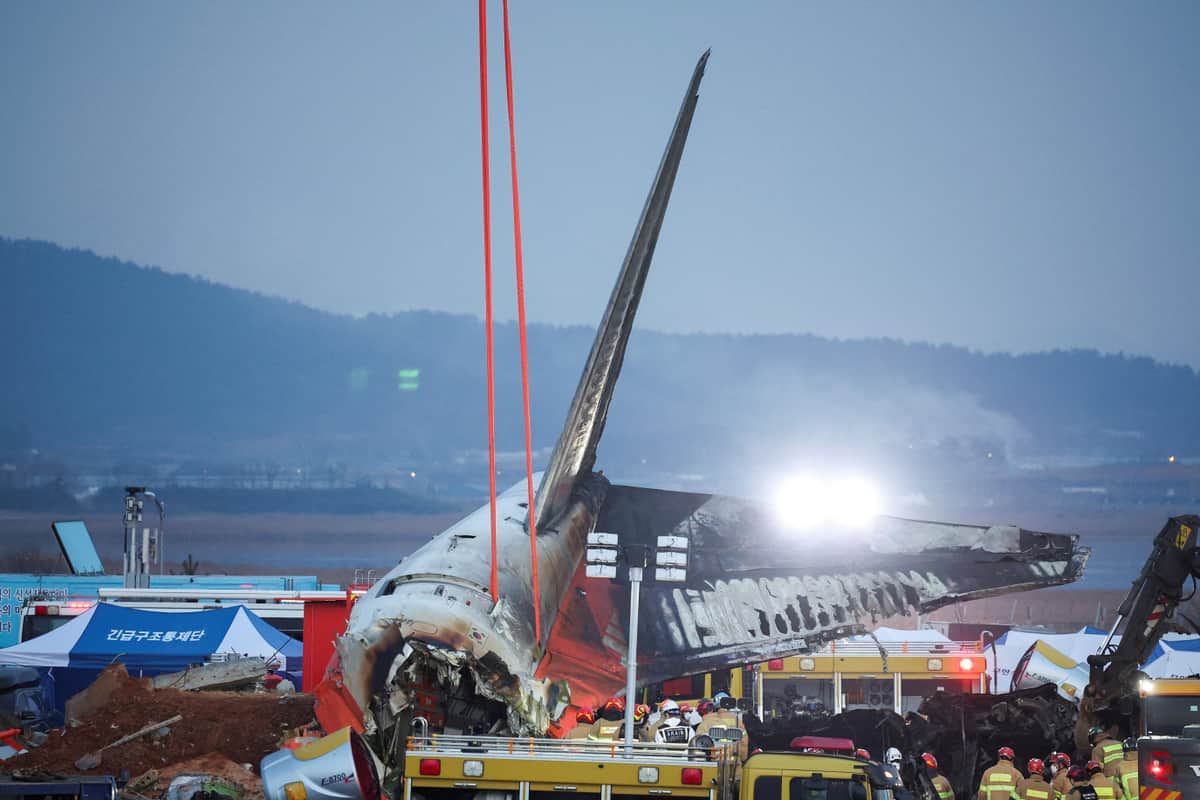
<box><xmin>3</xmin><ymin>237</ymin><xmax>1198</xmax><ymax>482</ymax></box>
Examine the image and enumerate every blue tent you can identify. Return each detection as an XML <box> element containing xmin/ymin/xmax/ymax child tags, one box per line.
<box><xmin>0</xmin><ymin>603</ymin><xmax>302</xmax><ymax>710</ymax></box>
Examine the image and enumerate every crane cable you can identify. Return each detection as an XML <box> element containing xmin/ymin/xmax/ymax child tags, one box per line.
<box><xmin>500</xmin><ymin>0</ymin><xmax>542</xmax><ymax>644</ymax></box>
<box><xmin>477</xmin><ymin>0</ymin><xmax>499</xmax><ymax>605</ymax></box>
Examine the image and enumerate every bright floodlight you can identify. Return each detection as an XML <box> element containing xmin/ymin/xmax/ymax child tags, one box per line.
<box><xmin>773</xmin><ymin>476</ymin><xmax>827</xmax><ymax>530</ymax></box>
<box><xmin>827</xmin><ymin>476</ymin><xmax>882</xmax><ymax>528</ymax></box>
<box><xmin>774</xmin><ymin>474</ymin><xmax>882</xmax><ymax>530</ymax></box>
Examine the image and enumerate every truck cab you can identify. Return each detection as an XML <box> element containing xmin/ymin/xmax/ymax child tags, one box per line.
<box><xmin>1137</xmin><ymin>678</ymin><xmax>1200</xmax><ymax>799</ymax></box>
<box><xmin>741</xmin><ymin>752</ymin><xmax>900</xmax><ymax>800</ymax></box>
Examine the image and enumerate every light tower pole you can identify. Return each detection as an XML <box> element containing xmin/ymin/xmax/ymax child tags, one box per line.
<box><xmin>585</xmin><ymin>531</ymin><xmax>690</xmax><ymax>751</ymax></box>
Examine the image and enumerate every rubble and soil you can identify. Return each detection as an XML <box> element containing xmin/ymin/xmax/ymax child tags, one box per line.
<box><xmin>9</xmin><ymin>666</ymin><xmax>313</xmax><ymax>782</ymax></box>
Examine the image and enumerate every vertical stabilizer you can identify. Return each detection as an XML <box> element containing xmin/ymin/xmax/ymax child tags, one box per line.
<box><xmin>534</xmin><ymin>50</ymin><xmax>709</xmax><ymax>532</ymax></box>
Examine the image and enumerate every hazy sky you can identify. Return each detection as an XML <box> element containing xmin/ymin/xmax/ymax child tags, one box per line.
<box><xmin>3</xmin><ymin>2</ymin><xmax>1198</xmax><ymax>366</ymax></box>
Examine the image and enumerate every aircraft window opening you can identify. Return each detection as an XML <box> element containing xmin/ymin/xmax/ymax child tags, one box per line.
<box><xmin>753</xmin><ymin>776</ymin><xmax>781</xmax><ymax>800</ymax></box>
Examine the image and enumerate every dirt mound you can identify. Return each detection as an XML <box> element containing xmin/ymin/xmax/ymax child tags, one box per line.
<box><xmin>9</xmin><ymin>665</ymin><xmax>314</xmax><ymax>780</ymax></box>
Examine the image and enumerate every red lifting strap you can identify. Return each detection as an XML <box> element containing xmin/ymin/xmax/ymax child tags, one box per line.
<box><xmin>501</xmin><ymin>0</ymin><xmax>541</xmax><ymax>644</ymax></box>
<box><xmin>477</xmin><ymin>0</ymin><xmax>499</xmax><ymax>605</ymax></box>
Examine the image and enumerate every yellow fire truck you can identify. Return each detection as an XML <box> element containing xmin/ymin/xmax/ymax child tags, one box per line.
<box><xmin>399</xmin><ymin>724</ymin><xmax>906</xmax><ymax>800</ymax></box>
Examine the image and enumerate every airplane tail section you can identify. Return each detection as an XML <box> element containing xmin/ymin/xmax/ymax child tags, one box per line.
<box><xmin>593</xmin><ymin>484</ymin><xmax>1089</xmax><ymax>685</ymax></box>
<box><xmin>533</xmin><ymin>51</ymin><xmax>710</xmax><ymax>533</ymax></box>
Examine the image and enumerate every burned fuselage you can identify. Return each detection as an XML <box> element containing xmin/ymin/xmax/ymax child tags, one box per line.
<box><xmin>332</xmin><ymin>50</ymin><xmax>1089</xmax><ymax>746</ymax></box>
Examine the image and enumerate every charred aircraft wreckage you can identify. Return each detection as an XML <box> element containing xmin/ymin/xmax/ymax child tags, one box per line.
<box><xmin>328</xmin><ymin>52</ymin><xmax>1089</xmax><ymax>747</ymax></box>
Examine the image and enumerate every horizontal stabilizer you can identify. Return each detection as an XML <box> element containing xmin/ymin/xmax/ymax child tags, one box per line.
<box><xmin>595</xmin><ymin>484</ymin><xmax>1089</xmax><ymax>684</ymax></box>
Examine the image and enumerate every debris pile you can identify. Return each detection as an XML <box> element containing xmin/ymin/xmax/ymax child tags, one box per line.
<box><xmin>12</xmin><ymin>665</ymin><xmax>314</xmax><ymax>785</ymax></box>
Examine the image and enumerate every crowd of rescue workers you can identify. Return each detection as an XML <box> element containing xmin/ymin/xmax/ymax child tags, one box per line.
<box><xmin>565</xmin><ymin>694</ymin><xmax>1137</xmax><ymax>800</ymax></box>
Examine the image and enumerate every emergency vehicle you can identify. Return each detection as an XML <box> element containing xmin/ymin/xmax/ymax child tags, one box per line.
<box><xmin>652</xmin><ymin>638</ymin><xmax>989</xmax><ymax>717</ymax></box>
<box><xmin>1134</xmin><ymin>678</ymin><xmax>1200</xmax><ymax>800</ymax></box>
<box><xmin>398</xmin><ymin>721</ymin><xmax>903</xmax><ymax>800</ymax></box>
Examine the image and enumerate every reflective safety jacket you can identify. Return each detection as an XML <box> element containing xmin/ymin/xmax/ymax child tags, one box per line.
<box><xmin>1015</xmin><ymin>775</ymin><xmax>1053</xmax><ymax>800</ymax></box>
<box><xmin>1085</xmin><ymin>774</ymin><xmax>1122</xmax><ymax>800</ymax></box>
<box><xmin>1052</xmin><ymin>771</ymin><xmax>1073</xmax><ymax>799</ymax></box>
<box><xmin>586</xmin><ymin>719</ymin><xmax>624</xmax><ymax>741</ymax></box>
<box><xmin>695</xmin><ymin>710</ymin><xmax>747</xmax><ymax>759</ymax></box>
<box><xmin>976</xmin><ymin>762</ymin><xmax>1023</xmax><ymax>800</ymax></box>
<box><xmin>931</xmin><ymin>773</ymin><xmax>954</xmax><ymax>800</ymax></box>
<box><xmin>1064</xmin><ymin>784</ymin><xmax>1099</xmax><ymax>800</ymax></box>
<box><xmin>654</xmin><ymin>719</ymin><xmax>695</xmax><ymax>745</ymax></box>
<box><xmin>564</xmin><ymin>724</ymin><xmax>592</xmax><ymax>740</ymax></box>
<box><xmin>1091</xmin><ymin>737</ymin><xmax>1124</xmax><ymax>778</ymax></box>
<box><xmin>1114</xmin><ymin>756</ymin><xmax>1137</xmax><ymax>800</ymax></box>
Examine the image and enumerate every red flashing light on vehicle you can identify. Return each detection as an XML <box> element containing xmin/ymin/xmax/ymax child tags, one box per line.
<box><xmin>958</xmin><ymin>657</ymin><xmax>975</xmax><ymax>671</ymax></box>
<box><xmin>1148</xmin><ymin>751</ymin><xmax>1174</xmax><ymax>784</ymax></box>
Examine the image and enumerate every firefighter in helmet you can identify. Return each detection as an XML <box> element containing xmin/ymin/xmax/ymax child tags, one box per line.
<box><xmin>632</xmin><ymin>703</ymin><xmax>651</xmax><ymax>739</ymax></box>
<box><xmin>587</xmin><ymin>697</ymin><xmax>625</xmax><ymax>741</ymax></box>
<box><xmin>1063</xmin><ymin>765</ymin><xmax>1098</xmax><ymax>800</ymax></box>
<box><xmin>922</xmin><ymin>753</ymin><xmax>954</xmax><ymax>800</ymax></box>
<box><xmin>1050</xmin><ymin>752</ymin><xmax>1073</xmax><ymax>799</ymax></box>
<box><xmin>976</xmin><ymin>746</ymin><xmax>1021</xmax><ymax>800</ymax></box>
<box><xmin>1088</xmin><ymin>725</ymin><xmax>1124</xmax><ymax>778</ymax></box>
<box><xmin>565</xmin><ymin>707</ymin><xmax>596</xmax><ymax>740</ymax></box>
<box><xmin>1015</xmin><ymin>758</ymin><xmax>1052</xmax><ymax>800</ymax></box>
<box><xmin>1114</xmin><ymin>738</ymin><xmax>1137</xmax><ymax>800</ymax></box>
<box><xmin>1084</xmin><ymin>760</ymin><xmax>1123</xmax><ymax>800</ymax></box>
<box><xmin>641</xmin><ymin>698</ymin><xmax>676</xmax><ymax>742</ymax></box>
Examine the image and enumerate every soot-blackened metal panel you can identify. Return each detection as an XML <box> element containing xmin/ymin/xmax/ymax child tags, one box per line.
<box><xmin>597</xmin><ymin>483</ymin><xmax>1089</xmax><ymax>684</ymax></box>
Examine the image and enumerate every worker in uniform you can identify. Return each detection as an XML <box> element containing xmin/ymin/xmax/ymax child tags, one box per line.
<box><xmin>566</xmin><ymin>707</ymin><xmax>596</xmax><ymax>740</ymax></box>
<box><xmin>1088</xmin><ymin>725</ymin><xmax>1124</xmax><ymax>779</ymax></box>
<box><xmin>1084</xmin><ymin>760</ymin><xmax>1122</xmax><ymax>800</ymax></box>
<box><xmin>1113</xmin><ymin>739</ymin><xmax>1137</xmax><ymax>800</ymax></box>
<box><xmin>654</xmin><ymin>702</ymin><xmax>695</xmax><ymax>744</ymax></box>
<box><xmin>696</xmin><ymin>697</ymin><xmax>736</xmax><ymax>733</ymax></box>
<box><xmin>698</xmin><ymin>693</ymin><xmax>747</xmax><ymax>760</ymax></box>
<box><xmin>632</xmin><ymin>704</ymin><xmax>650</xmax><ymax>740</ymax></box>
<box><xmin>587</xmin><ymin>697</ymin><xmax>626</xmax><ymax>741</ymax></box>
<box><xmin>976</xmin><ymin>746</ymin><xmax>1022</xmax><ymax>800</ymax></box>
<box><xmin>641</xmin><ymin>698</ymin><xmax>677</xmax><ymax>742</ymax></box>
<box><xmin>1050</xmin><ymin>753</ymin><xmax>1073</xmax><ymax>799</ymax></box>
<box><xmin>921</xmin><ymin>753</ymin><xmax>954</xmax><ymax>800</ymax></box>
<box><xmin>1016</xmin><ymin>758</ymin><xmax>1053</xmax><ymax>800</ymax></box>
<box><xmin>1063</xmin><ymin>765</ymin><xmax>1098</xmax><ymax>800</ymax></box>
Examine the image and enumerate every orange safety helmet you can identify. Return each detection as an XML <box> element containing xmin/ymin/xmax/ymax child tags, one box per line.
<box><xmin>633</xmin><ymin>703</ymin><xmax>650</xmax><ymax>722</ymax></box>
<box><xmin>576</xmin><ymin>707</ymin><xmax>596</xmax><ymax>725</ymax></box>
<box><xmin>922</xmin><ymin>753</ymin><xmax>938</xmax><ymax>770</ymax></box>
<box><xmin>1027</xmin><ymin>758</ymin><xmax>1044</xmax><ymax>775</ymax></box>
<box><xmin>855</xmin><ymin>748</ymin><xmax>871</xmax><ymax>760</ymax></box>
<box><xmin>1053</xmin><ymin>752</ymin><xmax>1071</xmax><ymax>767</ymax></box>
<box><xmin>604</xmin><ymin>697</ymin><xmax>626</xmax><ymax>714</ymax></box>
<box><xmin>998</xmin><ymin>746</ymin><xmax>1015</xmax><ymax>761</ymax></box>
<box><xmin>1086</xmin><ymin>760</ymin><xmax>1102</xmax><ymax>775</ymax></box>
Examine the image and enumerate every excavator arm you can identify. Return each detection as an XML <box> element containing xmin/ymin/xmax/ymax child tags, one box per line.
<box><xmin>1080</xmin><ymin>515</ymin><xmax>1200</xmax><ymax>743</ymax></box>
